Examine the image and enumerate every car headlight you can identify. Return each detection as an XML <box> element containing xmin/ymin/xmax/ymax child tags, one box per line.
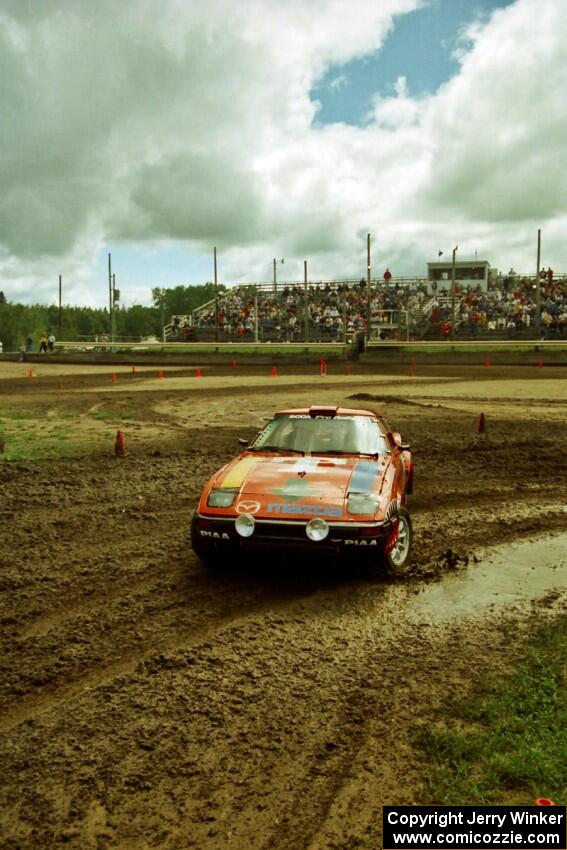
<box><xmin>347</xmin><ymin>493</ymin><xmax>380</xmax><ymax>515</ymax></box>
<box><xmin>207</xmin><ymin>488</ymin><xmax>238</xmax><ymax>508</ymax></box>
<box><xmin>306</xmin><ymin>518</ymin><xmax>329</xmax><ymax>541</ymax></box>
<box><xmin>235</xmin><ymin>514</ymin><xmax>255</xmax><ymax>538</ymax></box>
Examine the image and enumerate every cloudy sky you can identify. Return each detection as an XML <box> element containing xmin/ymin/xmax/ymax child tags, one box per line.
<box><xmin>1</xmin><ymin>0</ymin><xmax>565</xmax><ymax>307</ymax></box>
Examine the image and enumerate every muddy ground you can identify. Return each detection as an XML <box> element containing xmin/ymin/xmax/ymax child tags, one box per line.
<box><xmin>1</xmin><ymin>362</ymin><xmax>566</xmax><ymax>850</ymax></box>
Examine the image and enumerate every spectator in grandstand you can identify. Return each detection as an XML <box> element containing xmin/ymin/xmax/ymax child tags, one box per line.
<box><xmin>189</xmin><ymin>271</ymin><xmax>566</xmax><ymax>344</ymax></box>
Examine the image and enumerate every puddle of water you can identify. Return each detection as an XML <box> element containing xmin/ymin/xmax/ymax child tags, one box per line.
<box><xmin>408</xmin><ymin>533</ymin><xmax>567</xmax><ymax>623</ymax></box>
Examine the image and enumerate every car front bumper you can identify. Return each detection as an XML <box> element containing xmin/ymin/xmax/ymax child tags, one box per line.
<box><xmin>194</xmin><ymin>512</ymin><xmax>398</xmax><ymax>553</ymax></box>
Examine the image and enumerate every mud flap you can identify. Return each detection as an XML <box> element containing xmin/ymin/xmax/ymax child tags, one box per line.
<box><xmin>384</xmin><ymin>522</ymin><xmax>399</xmax><ymax>556</ymax></box>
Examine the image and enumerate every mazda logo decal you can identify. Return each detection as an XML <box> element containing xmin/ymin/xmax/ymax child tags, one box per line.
<box><xmin>235</xmin><ymin>500</ymin><xmax>261</xmax><ymax>514</ymax></box>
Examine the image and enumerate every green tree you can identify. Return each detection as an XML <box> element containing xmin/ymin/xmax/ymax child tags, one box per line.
<box><xmin>151</xmin><ymin>283</ymin><xmax>224</xmax><ymax>318</ymax></box>
<box><xmin>115</xmin><ymin>304</ymin><xmax>160</xmax><ymax>339</ymax></box>
<box><xmin>0</xmin><ymin>285</ymin><xmax>223</xmax><ymax>351</ymax></box>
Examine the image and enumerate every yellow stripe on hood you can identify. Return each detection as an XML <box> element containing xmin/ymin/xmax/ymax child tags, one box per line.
<box><xmin>220</xmin><ymin>455</ymin><xmax>259</xmax><ymax>488</ymax></box>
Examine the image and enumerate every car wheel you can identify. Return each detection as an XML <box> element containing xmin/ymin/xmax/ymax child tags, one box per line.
<box><xmin>383</xmin><ymin>508</ymin><xmax>412</xmax><ymax>572</ymax></box>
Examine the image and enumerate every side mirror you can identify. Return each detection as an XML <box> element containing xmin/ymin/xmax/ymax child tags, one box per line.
<box><xmin>388</xmin><ymin>432</ymin><xmax>409</xmax><ymax>451</ymax></box>
<box><xmin>238</xmin><ymin>438</ymin><xmax>249</xmax><ymax>447</ymax></box>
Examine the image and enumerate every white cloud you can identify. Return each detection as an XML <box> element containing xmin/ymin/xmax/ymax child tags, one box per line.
<box><xmin>1</xmin><ymin>0</ymin><xmax>566</xmax><ymax>305</ymax></box>
<box><xmin>368</xmin><ymin>75</ymin><xmax>426</xmax><ymax>128</ymax></box>
<box><xmin>328</xmin><ymin>73</ymin><xmax>348</xmax><ymax>92</ymax></box>
<box><xmin>421</xmin><ymin>0</ymin><xmax>567</xmax><ymax>225</ymax></box>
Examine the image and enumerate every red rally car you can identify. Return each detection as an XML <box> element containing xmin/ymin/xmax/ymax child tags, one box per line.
<box><xmin>191</xmin><ymin>405</ymin><xmax>413</xmax><ymax>572</ymax></box>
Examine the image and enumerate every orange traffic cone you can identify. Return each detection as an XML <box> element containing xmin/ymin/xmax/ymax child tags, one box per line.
<box><xmin>320</xmin><ymin>357</ymin><xmax>327</xmax><ymax>376</ymax></box>
<box><xmin>111</xmin><ymin>373</ymin><xmax>118</xmax><ymax>384</ymax></box>
<box><xmin>114</xmin><ymin>430</ymin><xmax>127</xmax><ymax>456</ymax></box>
<box><xmin>538</xmin><ymin>358</ymin><xmax>544</xmax><ymax>368</ymax></box>
<box><xmin>483</xmin><ymin>356</ymin><xmax>491</xmax><ymax>368</ymax></box>
<box><xmin>27</xmin><ymin>368</ymin><xmax>33</xmax><ymax>379</ymax></box>
<box><xmin>476</xmin><ymin>412</ymin><xmax>486</xmax><ymax>433</ymax></box>
<box><xmin>231</xmin><ymin>359</ymin><xmax>238</xmax><ymax>370</ymax></box>
<box><xmin>271</xmin><ymin>366</ymin><xmax>279</xmax><ymax>377</ymax></box>
<box><xmin>157</xmin><ymin>369</ymin><xmax>164</xmax><ymax>380</ymax></box>
<box><xmin>131</xmin><ymin>366</ymin><xmax>136</xmax><ymax>375</ymax></box>
<box><xmin>195</xmin><ymin>367</ymin><xmax>202</xmax><ymax>378</ymax></box>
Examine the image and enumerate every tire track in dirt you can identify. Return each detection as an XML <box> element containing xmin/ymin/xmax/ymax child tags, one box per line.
<box><xmin>13</xmin><ymin>487</ymin><xmax>553</xmax><ymax>640</ymax></box>
<box><xmin>1</xmin><ymin>561</ymin><xmax>369</xmax><ymax>734</ymax></box>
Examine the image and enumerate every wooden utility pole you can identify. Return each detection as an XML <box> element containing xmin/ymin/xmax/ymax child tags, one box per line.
<box><xmin>450</xmin><ymin>246</ymin><xmax>458</xmax><ymax>342</ymax></box>
<box><xmin>112</xmin><ymin>274</ymin><xmax>116</xmax><ymax>343</ymax></box>
<box><xmin>273</xmin><ymin>258</ymin><xmax>284</xmax><ymax>294</ymax></box>
<box><xmin>254</xmin><ymin>289</ymin><xmax>259</xmax><ymax>342</ymax></box>
<box><xmin>108</xmin><ymin>253</ymin><xmax>113</xmax><ymax>338</ymax></box>
<box><xmin>536</xmin><ymin>229</ymin><xmax>541</xmax><ymax>340</ymax></box>
<box><xmin>214</xmin><ymin>247</ymin><xmax>219</xmax><ymax>343</ymax></box>
<box><xmin>304</xmin><ymin>260</ymin><xmax>309</xmax><ymax>342</ymax></box>
<box><xmin>58</xmin><ymin>275</ymin><xmax>62</xmax><ymax>330</ymax></box>
<box><xmin>158</xmin><ymin>285</ymin><xmax>166</xmax><ymax>343</ymax></box>
<box><xmin>366</xmin><ymin>233</ymin><xmax>371</xmax><ymax>335</ymax></box>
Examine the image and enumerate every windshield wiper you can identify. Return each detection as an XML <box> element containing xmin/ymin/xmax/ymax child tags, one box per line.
<box><xmin>248</xmin><ymin>445</ymin><xmax>305</xmax><ymax>455</ymax></box>
<box><xmin>311</xmin><ymin>450</ymin><xmax>380</xmax><ymax>458</ymax></box>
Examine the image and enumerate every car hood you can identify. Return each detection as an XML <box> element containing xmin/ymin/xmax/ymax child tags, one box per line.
<box><xmin>211</xmin><ymin>453</ymin><xmax>390</xmax><ymax>520</ymax></box>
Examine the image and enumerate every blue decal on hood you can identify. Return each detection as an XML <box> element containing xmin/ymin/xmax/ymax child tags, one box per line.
<box><xmin>349</xmin><ymin>460</ymin><xmax>379</xmax><ymax>494</ymax></box>
<box><xmin>271</xmin><ymin>477</ymin><xmax>312</xmax><ymax>503</ymax></box>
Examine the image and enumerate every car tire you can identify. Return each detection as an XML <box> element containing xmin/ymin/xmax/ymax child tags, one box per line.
<box><xmin>365</xmin><ymin>508</ymin><xmax>412</xmax><ymax>578</ymax></box>
<box><xmin>383</xmin><ymin>508</ymin><xmax>412</xmax><ymax>573</ymax></box>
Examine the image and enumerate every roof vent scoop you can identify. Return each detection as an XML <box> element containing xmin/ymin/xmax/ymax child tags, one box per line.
<box><xmin>308</xmin><ymin>406</ymin><xmax>338</xmax><ymax>418</ymax></box>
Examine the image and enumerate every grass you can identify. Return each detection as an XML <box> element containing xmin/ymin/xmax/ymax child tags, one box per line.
<box><xmin>0</xmin><ymin>409</ymin><xmax>41</xmax><ymax>420</ymax></box>
<box><xmin>89</xmin><ymin>409</ymin><xmax>139</xmax><ymax>423</ymax></box>
<box><xmin>420</xmin><ymin>616</ymin><xmax>567</xmax><ymax>806</ymax></box>
<box><xmin>0</xmin><ymin>402</ymin><xmax>140</xmax><ymax>460</ymax></box>
<box><xmin>0</xmin><ymin>427</ymin><xmax>80</xmax><ymax>461</ymax></box>
<box><xmin>0</xmin><ymin>409</ymin><xmax>82</xmax><ymax>461</ymax></box>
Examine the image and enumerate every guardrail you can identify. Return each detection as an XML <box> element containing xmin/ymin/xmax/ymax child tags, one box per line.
<box><xmin>50</xmin><ymin>339</ymin><xmax>567</xmax><ymax>352</ymax></box>
<box><xmin>53</xmin><ymin>341</ymin><xmax>351</xmax><ymax>350</ymax></box>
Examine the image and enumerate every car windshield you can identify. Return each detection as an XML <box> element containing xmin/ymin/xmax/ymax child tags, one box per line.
<box><xmin>249</xmin><ymin>415</ymin><xmax>389</xmax><ymax>456</ymax></box>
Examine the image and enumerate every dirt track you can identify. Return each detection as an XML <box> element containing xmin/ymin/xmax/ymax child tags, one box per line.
<box><xmin>1</xmin><ymin>362</ymin><xmax>566</xmax><ymax>849</ymax></box>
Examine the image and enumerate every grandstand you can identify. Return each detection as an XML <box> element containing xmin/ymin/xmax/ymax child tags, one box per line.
<box><xmin>165</xmin><ymin>272</ymin><xmax>567</xmax><ymax>344</ymax></box>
